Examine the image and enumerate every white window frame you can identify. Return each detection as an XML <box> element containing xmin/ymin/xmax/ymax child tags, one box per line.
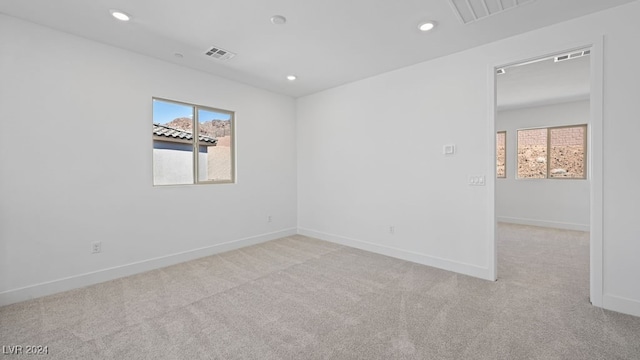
<box><xmin>152</xmin><ymin>97</ymin><xmax>235</xmax><ymax>185</ymax></box>
<box><xmin>516</xmin><ymin>124</ymin><xmax>587</xmax><ymax>180</ymax></box>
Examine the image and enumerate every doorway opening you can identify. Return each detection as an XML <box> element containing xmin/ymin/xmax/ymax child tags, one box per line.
<box><xmin>491</xmin><ymin>43</ymin><xmax>603</xmax><ymax>306</ymax></box>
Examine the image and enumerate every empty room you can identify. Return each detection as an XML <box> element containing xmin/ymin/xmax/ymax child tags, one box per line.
<box><xmin>1</xmin><ymin>1</ymin><xmax>639</xmax><ymax>359</ymax></box>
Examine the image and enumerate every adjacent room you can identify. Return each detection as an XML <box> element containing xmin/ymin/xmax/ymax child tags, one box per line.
<box><xmin>493</xmin><ymin>50</ymin><xmax>595</xmax><ymax>334</ymax></box>
<box><xmin>1</xmin><ymin>0</ymin><xmax>640</xmax><ymax>359</ymax></box>
<box><xmin>495</xmin><ymin>49</ymin><xmax>591</xmax><ymax>290</ymax></box>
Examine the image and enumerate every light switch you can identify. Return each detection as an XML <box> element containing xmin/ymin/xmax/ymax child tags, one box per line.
<box><xmin>468</xmin><ymin>175</ymin><xmax>486</xmax><ymax>186</ymax></box>
<box><xmin>443</xmin><ymin>144</ymin><xmax>455</xmax><ymax>155</ymax></box>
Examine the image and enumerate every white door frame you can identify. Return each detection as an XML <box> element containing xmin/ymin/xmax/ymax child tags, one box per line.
<box><xmin>487</xmin><ymin>36</ymin><xmax>604</xmax><ymax>306</ymax></box>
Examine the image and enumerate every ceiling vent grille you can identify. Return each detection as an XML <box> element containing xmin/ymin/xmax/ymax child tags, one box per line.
<box><xmin>448</xmin><ymin>0</ymin><xmax>536</xmax><ymax>24</ymax></box>
<box><xmin>204</xmin><ymin>46</ymin><xmax>236</xmax><ymax>61</ymax></box>
<box><xmin>554</xmin><ymin>49</ymin><xmax>590</xmax><ymax>63</ymax></box>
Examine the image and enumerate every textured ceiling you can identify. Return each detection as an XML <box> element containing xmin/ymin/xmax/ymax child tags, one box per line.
<box><xmin>0</xmin><ymin>0</ymin><xmax>632</xmax><ymax>97</ymax></box>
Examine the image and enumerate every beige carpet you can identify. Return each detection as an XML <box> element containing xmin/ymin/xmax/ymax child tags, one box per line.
<box><xmin>1</xmin><ymin>224</ymin><xmax>639</xmax><ymax>359</ymax></box>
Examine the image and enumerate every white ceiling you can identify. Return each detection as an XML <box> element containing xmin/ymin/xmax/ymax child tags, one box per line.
<box><xmin>0</xmin><ymin>0</ymin><xmax>632</xmax><ymax>97</ymax></box>
<box><xmin>497</xmin><ymin>52</ymin><xmax>590</xmax><ymax>110</ymax></box>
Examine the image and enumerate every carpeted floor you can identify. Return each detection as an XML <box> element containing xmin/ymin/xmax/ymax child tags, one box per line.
<box><xmin>1</xmin><ymin>224</ymin><xmax>639</xmax><ymax>359</ymax></box>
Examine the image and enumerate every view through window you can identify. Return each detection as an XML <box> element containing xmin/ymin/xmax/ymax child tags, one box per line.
<box><xmin>517</xmin><ymin>125</ymin><xmax>586</xmax><ymax>179</ymax></box>
<box><xmin>152</xmin><ymin>98</ymin><xmax>234</xmax><ymax>185</ymax></box>
<box><xmin>496</xmin><ymin>131</ymin><xmax>506</xmax><ymax>178</ymax></box>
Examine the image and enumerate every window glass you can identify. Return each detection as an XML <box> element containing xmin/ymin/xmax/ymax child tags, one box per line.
<box><xmin>496</xmin><ymin>131</ymin><xmax>506</xmax><ymax>178</ymax></box>
<box><xmin>152</xmin><ymin>100</ymin><xmax>194</xmax><ymax>185</ymax></box>
<box><xmin>152</xmin><ymin>98</ymin><xmax>234</xmax><ymax>185</ymax></box>
<box><xmin>549</xmin><ymin>126</ymin><xmax>586</xmax><ymax>179</ymax></box>
<box><xmin>517</xmin><ymin>128</ymin><xmax>547</xmax><ymax>179</ymax></box>
<box><xmin>197</xmin><ymin>109</ymin><xmax>233</xmax><ymax>182</ymax></box>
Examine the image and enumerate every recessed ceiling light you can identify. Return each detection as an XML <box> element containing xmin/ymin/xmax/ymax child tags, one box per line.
<box><xmin>286</xmin><ymin>75</ymin><xmax>297</xmax><ymax>81</ymax></box>
<box><xmin>418</xmin><ymin>21</ymin><xmax>436</xmax><ymax>32</ymax></box>
<box><xmin>110</xmin><ymin>9</ymin><xmax>131</xmax><ymax>21</ymax></box>
<box><xmin>271</xmin><ymin>15</ymin><xmax>287</xmax><ymax>25</ymax></box>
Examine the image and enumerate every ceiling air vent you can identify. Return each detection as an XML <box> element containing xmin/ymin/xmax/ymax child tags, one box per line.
<box><xmin>554</xmin><ymin>49</ymin><xmax>590</xmax><ymax>63</ymax></box>
<box><xmin>448</xmin><ymin>0</ymin><xmax>536</xmax><ymax>24</ymax></box>
<box><xmin>204</xmin><ymin>46</ymin><xmax>236</xmax><ymax>61</ymax></box>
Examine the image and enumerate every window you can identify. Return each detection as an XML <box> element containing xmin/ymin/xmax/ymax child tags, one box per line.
<box><xmin>496</xmin><ymin>131</ymin><xmax>506</xmax><ymax>178</ymax></box>
<box><xmin>549</xmin><ymin>125</ymin><xmax>586</xmax><ymax>179</ymax></box>
<box><xmin>517</xmin><ymin>125</ymin><xmax>586</xmax><ymax>179</ymax></box>
<box><xmin>517</xmin><ymin>128</ymin><xmax>547</xmax><ymax>179</ymax></box>
<box><xmin>152</xmin><ymin>98</ymin><xmax>234</xmax><ymax>185</ymax></box>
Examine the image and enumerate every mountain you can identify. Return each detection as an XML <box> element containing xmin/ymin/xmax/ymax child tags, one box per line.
<box><xmin>165</xmin><ymin>117</ymin><xmax>231</xmax><ymax>138</ymax></box>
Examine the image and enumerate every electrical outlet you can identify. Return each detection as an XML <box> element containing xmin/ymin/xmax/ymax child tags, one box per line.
<box><xmin>389</xmin><ymin>226</ymin><xmax>395</xmax><ymax>234</ymax></box>
<box><xmin>267</xmin><ymin>215</ymin><xmax>272</xmax><ymax>223</ymax></box>
<box><xmin>91</xmin><ymin>241</ymin><xmax>102</xmax><ymax>254</ymax></box>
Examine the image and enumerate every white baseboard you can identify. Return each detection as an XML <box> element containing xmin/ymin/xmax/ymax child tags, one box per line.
<box><xmin>603</xmin><ymin>294</ymin><xmax>640</xmax><ymax>318</ymax></box>
<box><xmin>497</xmin><ymin>216</ymin><xmax>589</xmax><ymax>232</ymax></box>
<box><xmin>297</xmin><ymin>228</ymin><xmax>493</xmax><ymax>281</ymax></box>
<box><xmin>0</xmin><ymin>228</ymin><xmax>297</xmax><ymax>307</ymax></box>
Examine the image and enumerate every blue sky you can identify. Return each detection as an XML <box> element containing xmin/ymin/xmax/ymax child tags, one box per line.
<box><xmin>153</xmin><ymin>99</ymin><xmax>231</xmax><ymax>125</ymax></box>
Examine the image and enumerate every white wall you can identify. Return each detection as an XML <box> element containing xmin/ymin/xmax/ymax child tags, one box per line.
<box><xmin>297</xmin><ymin>51</ymin><xmax>495</xmax><ymax>280</ymax></box>
<box><xmin>0</xmin><ymin>15</ymin><xmax>297</xmax><ymax>304</ymax></box>
<box><xmin>297</xmin><ymin>2</ymin><xmax>640</xmax><ymax>317</ymax></box>
<box><xmin>2</xmin><ymin>3</ymin><xmax>639</xmax><ymax>318</ymax></box>
<box><xmin>496</xmin><ymin>101</ymin><xmax>590</xmax><ymax>231</ymax></box>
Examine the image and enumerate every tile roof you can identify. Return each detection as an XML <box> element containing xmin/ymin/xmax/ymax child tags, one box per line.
<box><xmin>153</xmin><ymin>123</ymin><xmax>217</xmax><ymax>144</ymax></box>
